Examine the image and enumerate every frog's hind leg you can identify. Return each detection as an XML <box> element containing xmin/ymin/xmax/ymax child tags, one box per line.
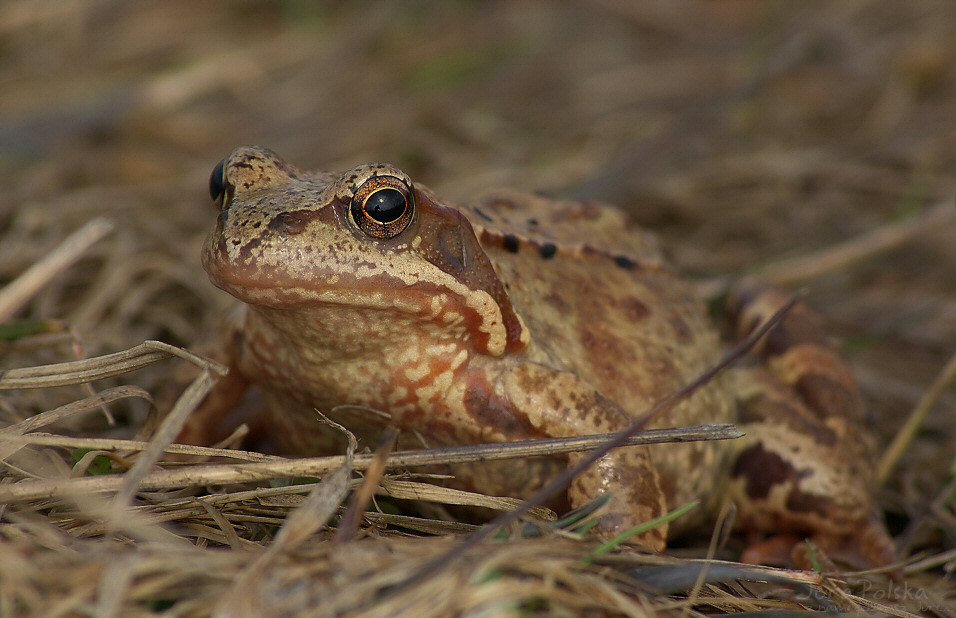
<box><xmin>724</xmin><ymin>278</ymin><xmax>895</xmax><ymax>570</ymax></box>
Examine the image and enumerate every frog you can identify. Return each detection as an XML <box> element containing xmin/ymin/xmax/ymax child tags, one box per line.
<box><xmin>183</xmin><ymin>145</ymin><xmax>893</xmax><ymax>567</ymax></box>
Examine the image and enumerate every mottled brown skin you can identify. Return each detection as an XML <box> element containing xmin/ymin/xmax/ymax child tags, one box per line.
<box><xmin>187</xmin><ymin>146</ymin><xmax>892</xmax><ymax>562</ymax></box>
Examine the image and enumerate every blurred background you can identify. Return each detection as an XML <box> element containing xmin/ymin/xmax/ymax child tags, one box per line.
<box><xmin>1</xmin><ymin>0</ymin><xmax>954</xmax><ymax>539</ymax></box>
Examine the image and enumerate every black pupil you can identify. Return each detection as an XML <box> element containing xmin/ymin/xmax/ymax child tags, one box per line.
<box><xmin>363</xmin><ymin>188</ymin><xmax>407</xmax><ymax>224</ymax></box>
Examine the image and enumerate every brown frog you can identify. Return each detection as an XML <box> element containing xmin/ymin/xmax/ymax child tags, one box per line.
<box><xmin>185</xmin><ymin>146</ymin><xmax>892</xmax><ymax>565</ymax></box>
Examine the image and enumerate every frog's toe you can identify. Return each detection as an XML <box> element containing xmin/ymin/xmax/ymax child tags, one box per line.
<box><xmin>738</xmin><ymin>533</ymin><xmax>802</xmax><ymax>568</ymax></box>
<box><xmin>740</xmin><ymin>517</ymin><xmax>897</xmax><ymax>573</ymax></box>
<box><xmin>797</xmin><ymin>519</ymin><xmax>898</xmax><ymax>574</ymax></box>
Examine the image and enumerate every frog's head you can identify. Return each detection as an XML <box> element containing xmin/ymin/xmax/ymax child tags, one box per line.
<box><xmin>203</xmin><ymin>146</ymin><xmax>526</xmax><ymax>355</ymax></box>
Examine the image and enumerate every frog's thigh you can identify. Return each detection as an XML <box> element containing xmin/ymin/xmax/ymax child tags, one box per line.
<box><xmin>501</xmin><ymin>362</ymin><xmax>667</xmax><ymax>551</ymax></box>
<box><xmin>725</xmin><ymin>279</ymin><xmax>880</xmax><ymax>539</ymax></box>
<box><xmin>726</xmin><ymin>365</ymin><xmax>874</xmax><ymax>534</ymax></box>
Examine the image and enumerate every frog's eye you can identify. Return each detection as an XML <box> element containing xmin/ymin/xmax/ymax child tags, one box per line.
<box><xmin>209</xmin><ymin>159</ymin><xmax>228</xmax><ymax>205</ymax></box>
<box><xmin>350</xmin><ymin>175</ymin><xmax>415</xmax><ymax>239</ymax></box>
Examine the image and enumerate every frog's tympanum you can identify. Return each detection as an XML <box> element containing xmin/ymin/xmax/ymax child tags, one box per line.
<box><xmin>186</xmin><ymin>146</ymin><xmax>893</xmax><ymax>566</ymax></box>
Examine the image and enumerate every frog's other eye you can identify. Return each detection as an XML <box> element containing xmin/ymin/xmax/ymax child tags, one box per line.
<box><xmin>350</xmin><ymin>175</ymin><xmax>415</xmax><ymax>239</ymax></box>
<box><xmin>209</xmin><ymin>158</ymin><xmax>228</xmax><ymax>206</ymax></box>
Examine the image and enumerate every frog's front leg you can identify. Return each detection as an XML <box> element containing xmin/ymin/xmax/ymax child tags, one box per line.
<box><xmin>468</xmin><ymin>359</ymin><xmax>668</xmax><ymax>551</ymax></box>
<box><xmin>175</xmin><ymin>306</ymin><xmax>253</xmax><ymax>449</ymax></box>
<box><xmin>726</xmin><ymin>279</ymin><xmax>895</xmax><ymax>569</ymax></box>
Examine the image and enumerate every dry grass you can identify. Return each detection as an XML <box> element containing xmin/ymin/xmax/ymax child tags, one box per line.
<box><xmin>0</xmin><ymin>345</ymin><xmax>941</xmax><ymax>616</ymax></box>
<box><xmin>2</xmin><ymin>1</ymin><xmax>956</xmax><ymax>616</ymax></box>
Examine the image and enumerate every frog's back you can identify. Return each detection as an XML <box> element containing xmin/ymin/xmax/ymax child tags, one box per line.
<box><xmin>469</xmin><ymin>191</ymin><xmax>736</xmax><ymax>513</ymax></box>
<box><xmin>463</xmin><ymin>190</ymin><xmax>664</xmax><ymax>263</ymax></box>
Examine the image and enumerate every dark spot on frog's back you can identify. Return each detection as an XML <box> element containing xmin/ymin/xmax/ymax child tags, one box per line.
<box><xmin>613</xmin><ymin>255</ymin><xmax>636</xmax><ymax>269</ymax></box>
<box><xmin>268</xmin><ymin>210</ymin><xmax>311</xmax><ymax>235</ymax></box>
<box><xmin>538</xmin><ymin>243</ymin><xmax>557</xmax><ymax>259</ymax></box>
<box><xmin>502</xmin><ymin>233</ymin><xmax>520</xmax><ymax>253</ymax></box>
<box><xmin>581</xmin><ymin>330</ymin><xmax>622</xmax><ymax>382</ymax></box>
<box><xmin>620</xmin><ymin>296</ymin><xmax>649</xmax><ymax>321</ymax></box>
<box><xmin>464</xmin><ymin>377</ymin><xmax>541</xmax><ymax>439</ymax></box>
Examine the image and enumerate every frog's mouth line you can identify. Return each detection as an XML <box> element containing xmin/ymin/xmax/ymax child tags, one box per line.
<box><xmin>205</xmin><ymin>248</ymin><xmax>514</xmax><ymax>358</ymax></box>
<box><xmin>205</xmin><ymin>247</ymin><xmax>473</xmax><ymax>315</ymax></box>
